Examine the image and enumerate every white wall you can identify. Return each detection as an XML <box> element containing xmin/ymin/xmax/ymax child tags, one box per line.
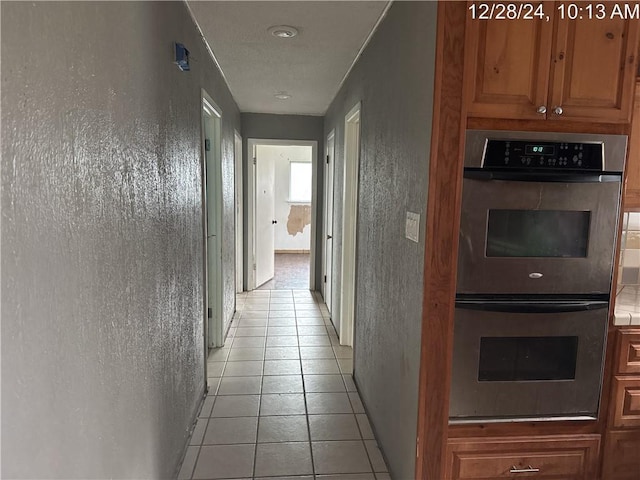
<box><xmin>1</xmin><ymin>2</ymin><xmax>240</xmax><ymax>477</ymax></box>
<box><xmin>258</xmin><ymin>145</ymin><xmax>313</xmax><ymax>251</ymax></box>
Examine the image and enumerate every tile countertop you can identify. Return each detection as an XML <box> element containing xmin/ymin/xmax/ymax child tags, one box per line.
<box><xmin>614</xmin><ymin>285</ymin><xmax>640</xmax><ymax>326</ymax></box>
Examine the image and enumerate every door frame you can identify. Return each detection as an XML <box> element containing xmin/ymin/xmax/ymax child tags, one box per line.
<box><xmin>247</xmin><ymin>138</ymin><xmax>318</xmax><ymax>291</ymax></box>
<box><xmin>323</xmin><ymin>130</ymin><xmax>336</xmax><ymax>312</ymax></box>
<box><xmin>339</xmin><ymin>103</ymin><xmax>361</xmax><ymax>346</ymax></box>
<box><xmin>234</xmin><ymin>131</ymin><xmax>243</xmax><ymax>293</ymax></box>
<box><xmin>201</xmin><ymin>90</ymin><xmax>224</xmax><ymax>350</ymax></box>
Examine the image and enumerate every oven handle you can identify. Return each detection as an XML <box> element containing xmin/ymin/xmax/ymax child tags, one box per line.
<box><xmin>464</xmin><ymin>169</ymin><xmax>621</xmax><ymax>183</ymax></box>
<box><xmin>455</xmin><ymin>300</ymin><xmax>609</xmax><ymax>314</ymax></box>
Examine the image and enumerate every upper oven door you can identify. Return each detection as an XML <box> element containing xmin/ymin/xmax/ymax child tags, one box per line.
<box><xmin>457</xmin><ymin>175</ymin><xmax>621</xmax><ymax>295</ymax></box>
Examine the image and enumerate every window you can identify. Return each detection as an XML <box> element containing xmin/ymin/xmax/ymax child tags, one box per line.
<box><xmin>289</xmin><ymin>161</ymin><xmax>312</xmax><ymax>202</ymax></box>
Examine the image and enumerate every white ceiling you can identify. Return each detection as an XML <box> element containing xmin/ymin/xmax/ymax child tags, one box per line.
<box><xmin>187</xmin><ymin>1</ymin><xmax>390</xmax><ymax>116</ymax></box>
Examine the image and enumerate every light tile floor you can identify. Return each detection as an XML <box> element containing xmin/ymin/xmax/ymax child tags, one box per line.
<box><xmin>178</xmin><ymin>289</ymin><xmax>390</xmax><ymax>480</ymax></box>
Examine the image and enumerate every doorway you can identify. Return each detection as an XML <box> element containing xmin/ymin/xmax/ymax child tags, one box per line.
<box><xmin>247</xmin><ymin>139</ymin><xmax>318</xmax><ymax>291</ymax></box>
<box><xmin>339</xmin><ymin>103</ymin><xmax>361</xmax><ymax>346</ymax></box>
<box><xmin>201</xmin><ymin>91</ymin><xmax>224</xmax><ymax>349</ymax></box>
<box><xmin>323</xmin><ymin>130</ymin><xmax>336</xmax><ymax>314</ymax></box>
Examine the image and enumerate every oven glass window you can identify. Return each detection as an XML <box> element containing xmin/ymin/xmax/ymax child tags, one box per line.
<box><xmin>478</xmin><ymin>336</ymin><xmax>578</xmax><ymax>381</ymax></box>
<box><xmin>486</xmin><ymin>210</ymin><xmax>590</xmax><ymax>257</ymax></box>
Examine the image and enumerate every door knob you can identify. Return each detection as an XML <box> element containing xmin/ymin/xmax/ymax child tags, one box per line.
<box><xmin>272</xmin><ymin>220</ymin><xmax>277</xmax><ymax>224</ymax></box>
<box><xmin>536</xmin><ymin>105</ymin><xmax>547</xmax><ymax>114</ymax></box>
<box><xmin>553</xmin><ymin>106</ymin><xmax>563</xmax><ymax>115</ymax></box>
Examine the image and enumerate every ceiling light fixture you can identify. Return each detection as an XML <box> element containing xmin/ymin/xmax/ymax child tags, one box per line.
<box><xmin>274</xmin><ymin>92</ymin><xmax>292</xmax><ymax>100</ymax></box>
<box><xmin>268</xmin><ymin>25</ymin><xmax>299</xmax><ymax>38</ymax></box>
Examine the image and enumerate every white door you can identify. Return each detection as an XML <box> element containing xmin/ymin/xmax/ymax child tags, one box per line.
<box><xmin>202</xmin><ymin>94</ymin><xmax>223</xmax><ymax>348</ymax></box>
<box><xmin>255</xmin><ymin>146</ymin><xmax>276</xmax><ymax>287</ymax></box>
<box><xmin>323</xmin><ymin>132</ymin><xmax>335</xmax><ymax>313</ymax></box>
<box><xmin>234</xmin><ymin>132</ymin><xmax>243</xmax><ymax>293</ymax></box>
<box><xmin>340</xmin><ymin>104</ymin><xmax>361</xmax><ymax>346</ymax></box>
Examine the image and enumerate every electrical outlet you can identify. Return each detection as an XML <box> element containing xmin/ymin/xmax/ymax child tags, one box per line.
<box><xmin>405</xmin><ymin>211</ymin><xmax>420</xmax><ymax>243</ymax></box>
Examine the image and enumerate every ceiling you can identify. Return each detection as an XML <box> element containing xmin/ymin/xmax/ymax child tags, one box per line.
<box><xmin>187</xmin><ymin>1</ymin><xmax>391</xmax><ymax>116</ymax></box>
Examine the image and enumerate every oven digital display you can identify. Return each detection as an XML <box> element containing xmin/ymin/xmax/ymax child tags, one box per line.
<box><xmin>525</xmin><ymin>144</ymin><xmax>555</xmax><ymax>156</ymax></box>
<box><xmin>486</xmin><ymin>210</ymin><xmax>590</xmax><ymax>258</ymax></box>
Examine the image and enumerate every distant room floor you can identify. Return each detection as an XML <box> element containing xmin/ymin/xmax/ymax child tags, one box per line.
<box><xmin>258</xmin><ymin>253</ymin><xmax>310</xmax><ymax>290</ymax></box>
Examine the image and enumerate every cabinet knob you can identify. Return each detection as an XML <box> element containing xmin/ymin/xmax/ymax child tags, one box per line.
<box><xmin>536</xmin><ymin>105</ymin><xmax>547</xmax><ymax>114</ymax></box>
<box><xmin>553</xmin><ymin>106</ymin><xmax>563</xmax><ymax>115</ymax></box>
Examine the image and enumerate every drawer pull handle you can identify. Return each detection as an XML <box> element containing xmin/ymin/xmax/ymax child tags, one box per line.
<box><xmin>510</xmin><ymin>465</ymin><xmax>540</xmax><ymax>474</ymax></box>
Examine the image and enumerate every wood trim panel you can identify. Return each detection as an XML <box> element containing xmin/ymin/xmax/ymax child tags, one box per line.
<box><xmin>467</xmin><ymin>117</ymin><xmax>630</xmax><ymax>135</ymax></box>
<box><xmin>415</xmin><ymin>2</ymin><xmax>467</xmax><ymax>479</ymax></box>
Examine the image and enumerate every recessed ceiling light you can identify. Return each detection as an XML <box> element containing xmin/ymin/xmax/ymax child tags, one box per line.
<box><xmin>268</xmin><ymin>25</ymin><xmax>299</xmax><ymax>38</ymax></box>
<box><xmin>274</xmin><ymin>92</ymin><xmax>291</xmax><ymax>100</ymax></box>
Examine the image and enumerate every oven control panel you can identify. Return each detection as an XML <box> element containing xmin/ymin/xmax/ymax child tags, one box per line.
<box><xmin>483</xmin><ymin>140</ymin><xmax>604</xmax><ymax>171</ymax></box>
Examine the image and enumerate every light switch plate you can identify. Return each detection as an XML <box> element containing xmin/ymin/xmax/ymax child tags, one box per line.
<box><xmin>405</xmin><ymin>211</ymin><xmax>420</xmax><ymax>243</ymax></box>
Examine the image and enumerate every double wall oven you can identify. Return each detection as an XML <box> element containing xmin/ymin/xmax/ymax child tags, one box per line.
<box><xmin>450</xmin><ymin>130</ymin><xmax>627</xmax><ymax>423</ymax></box>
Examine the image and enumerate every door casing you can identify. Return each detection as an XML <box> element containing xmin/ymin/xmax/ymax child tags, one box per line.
<box><xmin>323</xmin><ymin>130</ymin><xmax>336</xmax><ymax>313</ymax></box>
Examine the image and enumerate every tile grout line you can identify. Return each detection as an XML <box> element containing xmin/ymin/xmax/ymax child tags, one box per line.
<box><xmin>297</xmin><ymin>291</ymin><xmax>318</xmax><ymax>478</ymax></box>
<box><xmin>251</xmin><ymin>290</ymin><xmax>270</xmax><ymax>478</ymax></box>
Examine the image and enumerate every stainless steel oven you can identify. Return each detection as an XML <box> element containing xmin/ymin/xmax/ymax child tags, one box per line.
<box><xmin>457</xmin><ymin>130</ymin><xmax>626</xmax><ymax>296</ymax></box>
<box><xmin>450</xmin><ymin>298</ymin><xmax>608</xmax><ymax>421</ymax></box>
<box><xmin>449</xmin><ymin>130</ymin><xmax>626</xmax><ymax>423</ymax></box>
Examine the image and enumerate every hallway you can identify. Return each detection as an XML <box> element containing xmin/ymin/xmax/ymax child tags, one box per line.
<box><xmin>179</xmin><ymin>290</ymin><xmax>390</xmax><ymax>479</ymax></box>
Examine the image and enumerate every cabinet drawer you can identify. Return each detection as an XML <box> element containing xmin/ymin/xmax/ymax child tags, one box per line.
<box><xmin>445</xmin><ymin>435</ymin><xmax>600</xmax><ymax>479</ymax></box>
<box><xmin>611</xmin><ymin>376</ymin><xmax>640</xmax><ymax>428</ymax></box>
<box><xmin>617</xmin><ymin>330</ymin><xmax>640</xmax><ymax>375</ymax></box>
<box><xmin>602</xmin><ymin>431</ymin><xmax>640</xmax><ymax>480</ymax></box>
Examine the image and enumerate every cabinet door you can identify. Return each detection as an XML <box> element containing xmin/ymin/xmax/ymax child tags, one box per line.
<box><xmin>611</xmin><ymin>376</ymin><xmax>640</xmax><ymax>428</ymax></box>
<box><xmin>445</xmin><ymin>435</ymin><xmax>600</xmax><ymax>479</ymax></box>
<box><xmin>617</xmin><ymin>329</ymin><xmax>640</xmax><ymax>374</ymax></box>
<box><xmin>464</xmin><ymin>1</ymin><xmax>555</xmax><ymax>120</ymax></box>
<box><xmin>602</xmin><ymin>431</ymin><xmax>640</xmax><ymax>480</ymax></box>
<box><xmin>549</xmin><ymin>5</ymin><xmax>640</xmax><ymax>123</ymax></box>
<box><xmin>624</xmin><ymin>82</ymin><xmax>640</xmax><ymax>209</ymax></box>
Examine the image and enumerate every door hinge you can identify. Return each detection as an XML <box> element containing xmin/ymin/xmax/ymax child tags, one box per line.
<box><xmin>324</xmin><ymin>275</ymin><xmax>327</xmax><ymax>283</ymax></box>
<box><xmin>253</xmin><ymin>156</ymin><xmax>257</xmax><ymax>165</ymax></box>
<box><xmin>205</xmin><ymin>139</ymin><xmax>211</xmax><ymax>152</ymax></box>
<box><xmin>326</xmin><ymin>154</ymin><xmax>330</xmax><ymax>164</ymax></box>
<box><xmin>207</xmin><ymin>307</ymin><xmax>212</xmax><ymax>318</ymax></box>
<box><xmin>253</xmin><ymin>263</ymin><xmax>256</xmax><ymax>270</ymax></box>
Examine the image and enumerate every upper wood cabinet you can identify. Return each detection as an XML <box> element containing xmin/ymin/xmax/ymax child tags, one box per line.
<box><xmin>624</xmin><ymin>80</ymin><xmax>640</xmax><ymax>209</ymax></box>
<box><xmin>465</xmin><ymin>1</ymin><xmax>640</xmax><ymax>123</ymax></box>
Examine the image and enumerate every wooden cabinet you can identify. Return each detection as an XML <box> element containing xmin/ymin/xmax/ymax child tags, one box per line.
<box><xmin>617</xmin><ymin>330</ymin><xmax>640</xmax><ymax>374</ymax></box>
<box><xmin>465</xmin><ymin>1</ymin><xmax>640</xmax><ymax>123</ymax></box>
<box><xmin>602</xmin><ymin>329</ymin><xmax>640</xmax><ymax>479</ymax></box>
<box><xmin>445</xmin><ymin>435</ymin><xmax>600</xmax><ymax>479</ymax></box>
<box><xmin>624</xmin><ymin>81</ymin><xmax>640</xmax><ymax>209</ymax></box>
<box><xmin>601</xmin><ymin>431</ymin><xmax>640</xmax><ymax>480</ymax></box>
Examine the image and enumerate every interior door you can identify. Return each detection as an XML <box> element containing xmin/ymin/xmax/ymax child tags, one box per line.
<box><xmin>203</xmin><ymin>104</ymin><xmax>223</xmax><ymax>348</ymax></box>
<box><xmin>323</xmin><ymin>133</ymin><xmax>335</xmax><ymax>312</ymax></box>
<box><xmin>234</xmin><ymin>132</ymin><xmax>243</xmax><ymax>293</ymax></box>
<box><xmin>255</xmin><ymin>146</ymin><xmax>275</xmax><ymax>287</ymax></box>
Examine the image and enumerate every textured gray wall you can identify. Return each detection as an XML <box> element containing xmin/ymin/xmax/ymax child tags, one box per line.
<box><xmin>240</xmin><ymin>113</ymin><xmax>325</xmax><ymax>290</ymax></box>
<box><xmin>1</xmin><ymin>2</ymin><xmax>240</xmax><ymax>478</ymax></box>
<box><xmin>323</xmin><ymin>2</ymin><xmax>438</xmax><ymax>478</ymax></box>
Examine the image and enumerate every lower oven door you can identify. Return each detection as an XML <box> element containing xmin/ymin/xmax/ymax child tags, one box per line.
<box><xmin>449</xmin><ymin>299</ymin><xmax>608</xmax><ymax>423</ymax></box>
